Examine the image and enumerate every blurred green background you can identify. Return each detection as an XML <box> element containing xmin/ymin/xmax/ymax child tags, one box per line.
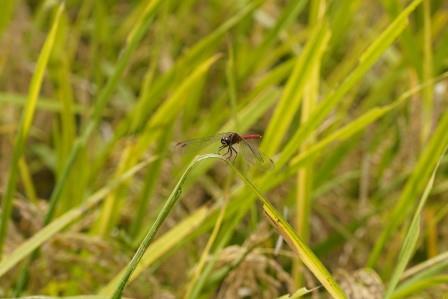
<box><xmin>1</xmin><ymin>0</ymin><xmax>448</xmax><ymax>298</ymax></box>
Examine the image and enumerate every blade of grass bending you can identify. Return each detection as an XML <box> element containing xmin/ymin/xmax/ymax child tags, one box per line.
<box><xmin>0</xmin><ymin>3</ymin><xmax>64</xmax><ymax>257</ymax></box>
<box><xmin>226</xmin><ymin>159</ymin><xmax>346</xmax><ymax>298</ymax></box>
<box><xmin>102</xmin><ymin>88</ymin><xmax>278</xmax><ymax>293</ymax></box>
<box><xmin>275</xmin><ymin>0</ymin><xmax>422</xmax><ymax>169</ymax></box>
<box><xmin>113</xmin><ymin>55</ymin><xmax>219</xmax><ymax>237</ymax></box>
<box><xmin>110</xmin><ymin>156</ymin><xmax>206</xmax><ymax>299</ymax></box>
<box><xmin>385</xmin><ymin>149</ymin><xmax>446</xmax><ymax>298</ymax></box>
<box><xmin>0</xmin><ymin>158</ymin><xmax>153</xmax><ymax>278</ymax></box>
<box><xmin>111</xmin><ymin>154</ymin><xmax>346</xmax><ymax>299</ymax></box>
<box><xmin>103</xmin><ymin>72</ymin><xmax>447</xmax><ymax>290</ymax></box>
<box><xmin>100</xmin><ymin>206</ymin><xmax>210</xmax><ymax>295</ymax></box>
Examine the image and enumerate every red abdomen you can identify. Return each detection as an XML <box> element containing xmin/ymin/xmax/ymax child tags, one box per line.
<box><xmin>240</xmin><ymin>134</ymin><xmax>262</xmax><ymax>140</ymax></box>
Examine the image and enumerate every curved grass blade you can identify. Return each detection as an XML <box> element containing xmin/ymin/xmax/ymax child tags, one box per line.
<box><xmin>385</xmin><ymin>149</ymin><xmax>447</xmax><ymax>298</ymax></box>
<box><xmin>110</xmin><ymin>154</ymin><xmax>346</xmax><ymax>299</ymax></box>
<box><xmin>368</xmin><ymin>102</ymin><xmax>448</xmax><ymax>267</ymax></box>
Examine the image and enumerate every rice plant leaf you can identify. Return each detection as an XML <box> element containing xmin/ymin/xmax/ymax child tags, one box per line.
<box><xmin>368</xmin><ymin>109</ymin><xmax>448</xmax><ymax>266</ymax></box>
<box><xmin>43</xmin><ymin>0</ymin><xmax>163</xmax><ymax>226</ymax></box>
<box><xmin>401</xmin><ymin>251</ymin><xmax>448</xmax><ymax>283</ymax></box>
<box><xmin>102</xmin><ymin>87</ymin><xmax>279</xmax><ymax>293</ymax></box>
<box><xmin>243</xmin><ymin>0</ymin><xmax>307</xmax><ymax>75</ymax></box>
<box><xmin>261</xmin><ymin>22</ymin><xmax>330</xmax><ymax>156</ymax></box>
<box><xmin>96</xmin><ymin>54</ymin><xmax>220</xmax><ymax>235</ymax></box>
<box><xmin>0</xmin><ymin>3</ymin><xmax>64</xmax><ymax>256</ymax></box>
<box><xmin>109</xmin><ymin>154</ymin><xmax>346</xmax><ymax>299</ymax></box>
<box><xmin>391</xmin><ymin>275</ymin><xmax>448</xmax><ymax>299</ymax></box>
<box><xmin>132</xmin><ymin>0</ymin><xmax>261</xmax><ymax>126</ymax></box>
<box><xmin>275</xmin><ymin>0</ymin><xmax>422</xmax><ymax>168</ymax></box>
<box><xmin>385</xmin><ymin>150</ymin><xmax>446</xmax><ymax>298</ymax></box>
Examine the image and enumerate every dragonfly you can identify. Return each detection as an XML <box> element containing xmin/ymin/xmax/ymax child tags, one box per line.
<box><xmin>176</xmin><ymin>132</ymin><xmax>270</xmax><ymax>165</ymax></box>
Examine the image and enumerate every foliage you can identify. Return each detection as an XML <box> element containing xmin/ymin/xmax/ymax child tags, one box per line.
<box><xmin>1</xmin><ymin>0</ymin><xmax>448</xmax><ymax>298</ymax></box>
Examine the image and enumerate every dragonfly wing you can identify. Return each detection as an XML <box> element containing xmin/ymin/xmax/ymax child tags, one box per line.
<box><xmin>176</xmin><ymin>132</ymin><xmax>234</xmax><ymax>151</ymax></box>
<box><xmin>238</xmin><ymin>138</ymin><xmax>267</xmax><ymax>164</ymax></box>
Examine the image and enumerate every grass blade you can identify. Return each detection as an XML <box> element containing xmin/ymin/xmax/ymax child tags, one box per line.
<box><xmin>0</xmin><ymin>3</ymin><xmax>64</xmax><ymax>256</ymax></box>
<box><xmin>275</xmin><ymin>0</ymin><xmax>422</xmax><ymax>169</ymax></box>
<box><xmin>110</xmin><ymin>154</ymin><xmax>346</xmax><ymax>299</ymax></box>
<box><xmin>368</xmin><ymin>106</ymin><xmax>448</xmax><ymax>267</ymax></box>
<box><xmin>385</xmin><ymin>150</ymin><xmax>446</xmax><ymax>298</ymax></box>
<box><xmin>261</xmin><ymin>22</ymin><xmax>330</xmax><ymax>156</ymax></box>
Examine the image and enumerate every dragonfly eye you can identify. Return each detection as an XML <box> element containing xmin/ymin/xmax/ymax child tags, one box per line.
<box><xmin>221</xmin><ymin>138</ymin><xmax>227</xmax><ymax>145</ymax></box>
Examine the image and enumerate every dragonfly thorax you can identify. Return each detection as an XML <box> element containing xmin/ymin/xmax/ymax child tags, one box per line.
<box><xmin>221</xmin><ymin>133</ymin><xmax>240</xmax><ymax>146</ymax></box>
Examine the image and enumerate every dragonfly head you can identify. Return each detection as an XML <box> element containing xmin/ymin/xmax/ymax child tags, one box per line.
<box><xmin>221</xmin><ymin>135</ymin><xmax>231</xmax><ymax>146</ymax></box>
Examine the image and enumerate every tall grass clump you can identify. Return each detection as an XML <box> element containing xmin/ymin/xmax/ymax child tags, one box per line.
<box><xmin>1</xmin><ymin>0</ymin><xmax>448</xmax><ymax>298</ymax></box>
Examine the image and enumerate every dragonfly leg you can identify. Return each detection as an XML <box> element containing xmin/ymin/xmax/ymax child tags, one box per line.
<box><xmin>226</xmin><ymin>146</ymin><xmax>232</xmax><ymax>160</ymax></box>
<box><xmin>231</xmin><ymin>146</ymin><xmax>238</xmax><ymax>162</ymax></box>
<box><xmin>218</xmin><ymin>144</ymin><xmax>226</xmax><ymax>154</ymax></box>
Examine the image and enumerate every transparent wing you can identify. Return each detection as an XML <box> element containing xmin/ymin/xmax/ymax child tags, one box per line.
<box><xmin>175</xmin><ymin>132</ymin><xmax>233</xmax><ymax>151</ymax></box>
<box><xmin>238</xmin><ymin>138</ymin><xmax>273</xmax><ymax>167</ymax></box>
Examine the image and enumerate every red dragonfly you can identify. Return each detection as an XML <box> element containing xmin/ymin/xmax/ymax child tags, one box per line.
<box><xmin>176</xmin><ymin>132</ymin><xmax>269</xmax><ymax>164</ymax></box>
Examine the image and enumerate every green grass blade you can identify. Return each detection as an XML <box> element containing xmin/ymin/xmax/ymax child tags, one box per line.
<box><xmin>43</xmin><ymin>0</ymin><xmax>163</xmax><ymax>227</ymax></box>
<box><xmin>391</xmin><ymin>275</ymin><xmax>448</xmax><ymax>299</ymax></box>
<box><xmin>275</xmin><ymin>0</ymin><xmax>422</xmax><ymax>168</ymax></box>
<box><xmin>132</xmin><ymin>1</ymin><xmax>261</xmax><ymax>128</ymax></box>
<box><xmin>261</xmin><ymin>22</ymin><xmax>330</xmax><ymax>156</ymax></box>
<box><xmin>95</xmin><ymin>54</ymin><xmax>219</xmax><ymax>235</ymax></box>
<box><xmin>101</xmin><ymin>72</ymin><xmax>444</xmax><ymax>294</ymax></box>
<box><xmin>100</xmin><ymin>206</ymin><xmax>210</xmax><ymax>295</ymax></box>
<box><xmin>0</xmin><ymin>3</ymin><xmax>64</xmax><ymax>256</ymax></box>
<box><xmin>368</xmin><ymin>109</ymin><xmax>448</xmax><ymax>267</ymax></box>
<box><xmin>294</xmin><ymin>1</ymin><xmax>325</xmax><ymax>284</ymax></box>
<box><xmin>243</xmin><ymin>0</ymin><xmax>307</xmax><ymax>76</ymax></box>
<box><xmin>385</xmin><ymin>151</ymin><xmax>446</xmax><ymax>298</ymax></box>
<box><xmin>110</xmin><ymin>154</ymin><xmax>346</xmax><ymax>299</ymax></box>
